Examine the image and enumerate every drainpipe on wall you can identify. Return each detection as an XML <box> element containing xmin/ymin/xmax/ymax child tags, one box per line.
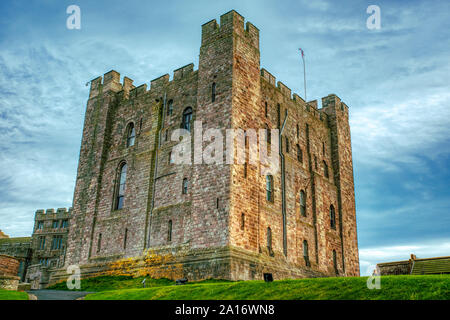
<box><xmin>146</xmin><ymin>92</ymin><xmax>166</xmax><ymax>249</ymax></box>
<box><xmin>279</xmin><ymin>108</ymin><xmax>288</xmax><ymax>257</ymax></box>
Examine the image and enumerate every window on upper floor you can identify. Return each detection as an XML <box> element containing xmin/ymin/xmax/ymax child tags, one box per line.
<box><xmin>330</xmin><ymin>205</ymin><xmax>336</xmax><ymax>229</ymax></box>
<box><xmin>38</xmin><ymin>236</ymin><xmax>45</xmax><ymax>250</ymax></box>
<box><xmin>182</xmin><ymin>178</ymin><xmax>188</xmax><ymax>194</ymax></box>
<box><xmin>297</xmin><ymin>144</ymin><xmax>303</xmax><ymax>163</ymax></box>
<box><xmin>241</xmin><ymin>213</ymin><xmax>245</xmax><ymax>230</ymax></box>
<box><xmin>61</xmin><ymin>220</ymin><xmax>68</xmax><ymax>228</ymax></box>
<box><xmin>114</xmin><ymin>162</ymin><xmax>127</xmax><ymax>210</ymax></box>
<box><xmin>167</xmin><ymin>99</ymin><xmax>173</xmax><ymax>116</ymax></box>
<box><xmin>300</xmin><ymin>190</ymin><xmax>306</xmax><ymax>217</ymax></box>
<box><xmin>182</xmin><ymin>107</ymin><xmax>193</xmax><ymax>132</ymax></box>
<box><xmin>266</xmin><ymin>175</ymin><xmax>274</xmax><ymax>202</ymax></box>
<box><xmin>51</xmin><ymin>235</ymin><xmax>63</xmax><ymax>250</ymax></box>
<box><xmin>265</xmin><ymin>101</ymin><xmax>268</xmax><ymax>117</ymax></box>
<box><xmin>323</xmin><ymin>161</ymin><xmax>329</xmax><ymax>178</ymax></box>
<box><xmin>297</xmin><ymin>124</ymin><xmax>300</xmax><ymax>138</ymax></box>
<box><xmin>126</xmin><ymin>122</ymin><xmax>135</xmax><ymax>147</ymax></box>
<box><xmin>52</xmin><ymin>220</ymin><xmax>59</xmax><ymax>229</ymax></box>
<box><xmin>36</xmin><ymin>221</ymin><xmax>44</xmax><ymax>230</ymax></box>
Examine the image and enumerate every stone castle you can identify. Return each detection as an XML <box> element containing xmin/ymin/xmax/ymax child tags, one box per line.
<box><xmin>1</xmin><ymin>10</ymin><xmax>359</xmax><ymax>285</ymax></box>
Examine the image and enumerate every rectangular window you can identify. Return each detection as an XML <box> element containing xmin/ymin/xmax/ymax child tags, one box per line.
<box><xmin>37</xmin><ymin>221</ymin><xmax>44</xmax><ymax>230</ymax></box>
<box><xmin>61</xmin><ymin>220</ymin><xmax>68</xmax><ymax>228</ymax></box>
<box><xmin>51</xmin><ymin>235</ymin><xmax>63</xmax><ymax>250</ymax></box>
<box><xmin>38</xmin><ymin>236</ymin><xmax>46</xmax><ymax>250</ymax></box>
<box><xmin>52</xmin><ymin>220</ymin><xmax>59</xmax><ymax>229</ymax></box>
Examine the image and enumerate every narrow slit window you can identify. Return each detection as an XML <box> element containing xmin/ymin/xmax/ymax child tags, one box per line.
<box><xmin>211</xmin><ymin>83</ymin><xmax>216</xmax><ymax>102</ymax></box>
<box><xmin>300</xmin><ymin>190</ymin><xmax>306</xmax><ymax>217</ymax></box>
<box><xmin>115</xmin><ymin>162</ymin><xmax>127</xmax><ymax>210</ymax></box>
<box><xmin>266</xmin><ymin>175</ymin><xmax>274</xmax><ymax>202</ymax></box>
<box><xmin>303</xmin><ymin>240</ymin><xmax>310</xmax><ymax>266</ymax></box>
<box><xmin>182</xmin><ymin>178</ymin><xmax>188</xmax><ymax>194</ymax></box>
<box><xmin>126</xmin><ymin>123</ymin><xmax>135</xmax><ymax>147</ymax></box>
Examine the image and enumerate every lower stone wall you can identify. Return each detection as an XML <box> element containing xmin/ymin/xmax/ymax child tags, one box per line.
<box><xmin>377</xmin><ymin>260</ymin><xmax>411</xmax><ymax>275</ymax></box>
<box><xmin>0</xmin><ymin>254</ymin><xmax>20</xmax><ymax>277</ymax></box>
<box><xmin>48</xmin><ymin>245</ymin><xmax>329</xmax><ymax>286</ymax></box>
<box><xmin>0</xmin><ymin>275</ymin><xmax>19</xmax><ymax>290</ymax></box>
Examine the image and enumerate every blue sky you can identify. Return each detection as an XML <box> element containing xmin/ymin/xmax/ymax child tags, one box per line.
<box><xmin>0</xmin><ymin>0</ymin><xmax>449</xmax><ymax>275</ymax></box>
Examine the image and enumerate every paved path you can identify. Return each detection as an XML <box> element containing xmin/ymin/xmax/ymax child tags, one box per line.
<box><xmin>28</xmin><ymin>290</ymin><xmax>93</xmax><ymax>300</ymax></box>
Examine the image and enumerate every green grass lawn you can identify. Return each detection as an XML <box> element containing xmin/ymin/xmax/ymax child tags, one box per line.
<box><xmin>80</xmin><ymin>275</ymin><xmax>450</xmax><ymax>300</ymax></box>
<box><xmin>47</xmin><ymin>275</ymin><xmax>231</xmax><ymax>292</ymax></box>
<box><xmin>0</xmin><ymin>289</ymin><xmax>29</xmax><ymax>300</ymax></box>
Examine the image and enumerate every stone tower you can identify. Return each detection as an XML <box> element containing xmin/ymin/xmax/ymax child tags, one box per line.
<box><xmin>61</xmin><ymin>10</ymin><xmax>359</xmax><ymax>282</ymax></box>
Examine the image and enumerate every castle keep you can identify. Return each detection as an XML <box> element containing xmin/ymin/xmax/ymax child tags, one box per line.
<box><xmin>38</xmin><ymin>10</ymin><xmax>359</xmax><ymax>282</ymax></box>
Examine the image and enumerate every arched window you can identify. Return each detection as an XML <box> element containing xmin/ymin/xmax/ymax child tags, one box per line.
<box><xmin>323</xmin><ymin>161</ymin><xmax>329</xmax><ymax>178</ymax></box>
<box><xmin>300</xmin><ymin>190</ymin><xmax>306</xmax><ymax>217</ymax></box>
<box><xmin>182</xmin><ymin>178</ymin><xmax>188</xmax><ymax>194</ymax></box>
<box><xmin>126</xmin><ymin>123</ymin><xmax>135</xmax><ymax>147</ymax></box>
<box><xmin>330</xmin><ymin>205</ymin><xmax>336</xmax><ymax>229</ymax></box>
<box><xmin>115</xmin><ymin>162</ymin><xmax>127</xmax><ymax>210</ymax></box>
<box><xmin>297</xmin><ymin>144</ymin><xmax>303</xmax><ymax>163</ymax></box>
<box><xmin>167</xmin><ymin>99</ymin><xmax>173</xmax><ymax>116</ymax></box>
<box><xmin>167</xmin><ymin>220</ymin><xmax>172</xmax><ymax>242</ymax></box>
<box><xmin>333</xmin><ymin>250</ymin><xmax>338</xmax><ymax>275</ymax></box>
<box><xmin>303</xmin><ymin>240</ymin><xmax>310</xmax><ymax>266</ymax></box>
<box><xmin>267</xmin><ymin>227</ymin><xmax>272</xmax><ymax>253</ymax></box>
<box><xmin>211</xmin><ymin>83</ymin><xmax>216</xmax><ymax>102</ymax></box>
<box><xmin>266</xmin><ymin>175</ymin><xmax>274</xmax><ymax>202</ymax></box>
<box><xmin>182</xmin><ymin>107</ymin><xmax>192</xmax><ymax>132</ymax></box>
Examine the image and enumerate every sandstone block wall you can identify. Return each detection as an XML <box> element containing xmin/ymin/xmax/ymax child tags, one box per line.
<box><xmin>63</xmin><ymin>10</ymin><xmax>359</xmax><ymax>280</ymax></box>
<box><xmin>0</xmin><ymin>254</ymin><xmax>20</xmax><ymax>276</ymax></box>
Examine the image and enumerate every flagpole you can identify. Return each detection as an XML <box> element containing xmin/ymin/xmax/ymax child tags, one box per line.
<box><xmin>300</xmin><ymin>48</ymin><xmax>307</xmax><ymax>102</ymax></box>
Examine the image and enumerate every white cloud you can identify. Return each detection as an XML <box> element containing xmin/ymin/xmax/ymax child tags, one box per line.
<box><xmin>351</xmin><ymin>92</ymin><xmax>450</xmax><ymax>172</ymax></box>
<box><xmin>359</xmin><ymin>239</ymin><xmax>450</xmax><ymax>275</ymax></box>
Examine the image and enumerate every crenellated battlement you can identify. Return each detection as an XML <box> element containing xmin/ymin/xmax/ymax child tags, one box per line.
<box><xmin>322</xmin><ymin>94</ymin><xmax>349</xmax><ymax>117</ymax></box>
<box><xmin>34</xmin><ymin>207</ymin><xmax>72</xmax><ymax>218</ymax></box>
<box><xmin>88</xmin><ymin>61</ymin><xmax>198</xmax><ymax>101</ymax></box>
<box><xmin>173</xmin><ymin>63</ymin><xmax>194</xmax><ymax>81</ymax></box>
<box><xmin>201</xmin><ymin>10</ymin><xmax>259</xmax><ymax>49</ymax></box>
<box><xmin>261</xmin><ymin>68</ymin><xmax>340</xmax><ymax>122</ymax></box>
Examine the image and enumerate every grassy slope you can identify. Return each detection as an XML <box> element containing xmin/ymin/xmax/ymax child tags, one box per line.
<box><xmin>0</xmin><ymin>290</ymin><xmax>29</xmax><ymax>300</ymax></box>
<box><xmin>84</xmin><ymin>275</ymin><xmax>450</xmax><ymax>300</ymax></box>
<box><xmin>47</xmin><ymin>275</ymin><xmax>229</xmax><ymax>292</ymax></box>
